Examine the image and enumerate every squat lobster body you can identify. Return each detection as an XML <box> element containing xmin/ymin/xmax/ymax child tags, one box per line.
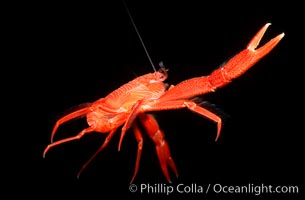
<box><xmin>43</xmin><ymin>23</ymin><xmax>284</xmax><ymax>183</ymax></box>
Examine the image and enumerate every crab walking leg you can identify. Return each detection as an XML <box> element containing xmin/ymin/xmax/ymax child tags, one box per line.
<box><xmin>158</xmin><ymin>23</ymin><xmax>285</xmax><ymax>102</ymax></box>
<box><xmin>130</xmin><ymin>123</ymin><xmax>144</xmax><ymax>183</ymax></box>
<box><xmin>77</xmin><ymin>128</ymin><xmax>118</xmax><ymax>178</ymax></box>
<box><xmin>144</xmin><ymin>100</ymin><xmax>222</xmax><ymax>140</ymax></box>
<box><xmin>138</xmin><ymin>113</ymin><xmax>178</xmax><ymax>183</ymax></box>
<box><xmin>43</xmin><ymin>127</ymin><xmax>95</xmax><ymax>157</ymax></box>
<box><xmin>49</xmin><ymin>106</ymin><xmax>91</xmax><ymax>143</ymax></box>
<box><xmin>118</xmin><ymin>100</ymin><xmax>143</xmax><ymax>151</ymax></box>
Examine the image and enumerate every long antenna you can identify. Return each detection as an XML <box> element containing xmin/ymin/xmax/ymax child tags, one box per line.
<box><xmin>122</xmin><ymin>0</ymin><xmax>157</xmax><ymax>72</ymax></box>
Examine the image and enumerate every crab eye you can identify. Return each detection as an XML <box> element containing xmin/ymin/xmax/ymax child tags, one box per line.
<box><xmin>156</xmin><ymin>62</ymin><xmax>168</xmax><ymax>81</ymax></box>
<box><xmin>155</xmin><ymin>71</ymin><xmax>167</xmax><ymax>81</ymax></box>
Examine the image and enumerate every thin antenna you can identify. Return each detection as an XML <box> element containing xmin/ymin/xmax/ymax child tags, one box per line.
<box><xmin>122</xmin><ymin>0</ymin><xmax>157</xmax><ymax>72</ymax></box>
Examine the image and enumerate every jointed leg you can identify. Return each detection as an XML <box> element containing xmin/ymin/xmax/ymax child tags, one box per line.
<box><xmin>130</xmin><ymin>123</ymin><xmax>143</xmax><ymax>183</ymax></box>
<box><xmin>43</xmin><ymin>126</ymin><xmax>95</xmax><ymax>158</ymax></box>
<box><xmin>118</xmin><ymin>100</ymin><xmax>143</xmax><ymax>151</ymax></box>
<box><xmin>139</xmin><ymin>113</ymin><xmax>178</xmax><ymax>182</ymax></box>
<box><xmin>184</xmin><ymin>101</ymin><xmax>222</xmax><ymax>141</ymax></box>
<box><xmin>77</xmin><ymin>128</ymin><xmax>118</xmax><ymax>178</ymax></box>
<box><xmin>144</xmin><ymin>100</ymin><xmax>222</xmax><ymax>141</ymax></box>
<box><xmin>50</xmin><ymin>106</ymin><xmax>91</xmax><ymax>143</ymax></box>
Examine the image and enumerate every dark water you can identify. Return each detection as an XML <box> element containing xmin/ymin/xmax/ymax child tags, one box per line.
<box><xmin>10</xmin><ymin>1</ymin><xmax>303</xmax><ymax>199</ymax></box>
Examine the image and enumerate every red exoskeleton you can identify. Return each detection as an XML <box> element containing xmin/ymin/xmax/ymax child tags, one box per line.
<box><xmin>43</xmin><ymin>20</ymin><xmax>284</xmax><ymax>182</ymax></box>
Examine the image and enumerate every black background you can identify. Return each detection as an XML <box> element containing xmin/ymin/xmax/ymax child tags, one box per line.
<box><xmin>8</xmin><ymin>0</ymin><xmax>303</xmax><ymax>199</ymax></box>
